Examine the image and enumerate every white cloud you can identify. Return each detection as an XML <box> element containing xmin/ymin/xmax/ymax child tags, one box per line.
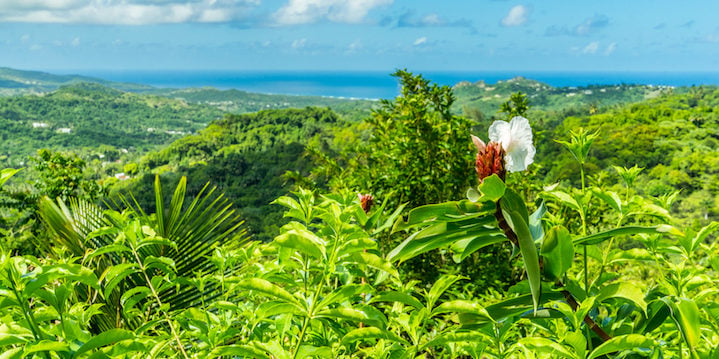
<box><xmin>413</xmin><ymin>36</ymin><xmax>427</xmax><ymax>46</ymax></box>
<box><xmin>582</xmin><ymin>41</ymin><xmax>599</xmax><ymax>54</ymax></box>
<box><xmin>501</xmin><ymin>5</ymin><xmax>528</xmax><ymax>27</ymax></box>
<box><xmin>0</xmin><ymin>0</ymin><xmax>260</xmax><ymax>25</ymax></box>
<box><xmin>604</xmin><ymin>42</ymin><xmax>616</xmax><ymax>55</ymax></box>
<box><xmin>273</xmin><ymin>0</ymin><xmax>392</xmax><ymax>26</ymax></box>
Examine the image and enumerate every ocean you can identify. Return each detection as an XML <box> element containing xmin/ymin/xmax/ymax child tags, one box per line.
<box><xmin>76</xmin><ymin>70</ymin><xmax>719</xmax><ymax>99</ymax></box>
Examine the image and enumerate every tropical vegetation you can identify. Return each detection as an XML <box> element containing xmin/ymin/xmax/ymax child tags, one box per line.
<box><xmin>0</xmin><ymin>70</ymin><xmax>717</xmax><ymax>358</ymax></box>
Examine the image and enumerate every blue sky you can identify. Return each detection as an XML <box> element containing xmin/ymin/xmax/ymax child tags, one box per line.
<box><xmin>1</xmin><ymin>0</ymin><xmax>718</xmax><ymax>72</ymax></box>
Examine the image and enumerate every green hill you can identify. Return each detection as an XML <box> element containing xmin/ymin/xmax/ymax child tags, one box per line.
<box><xmin>0</xmin><ymin>83</ymin><xmax>222</xmax><ymax>166</ymax></box>
<box><xmin>454</xmin><ymin>76</ymin><xmax>663</xmax><ymax>119</ymax></box>
<box><xmin>0</xmin><ymin>67</ymin><xmax>153</xmax><ymax>95</ymax></box>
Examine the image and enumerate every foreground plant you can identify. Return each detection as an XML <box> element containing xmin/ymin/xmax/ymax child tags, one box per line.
<box><xmin>390</xmin><ymin>118</ymin><xmax>719</xmax><ymax>357</ymax></box>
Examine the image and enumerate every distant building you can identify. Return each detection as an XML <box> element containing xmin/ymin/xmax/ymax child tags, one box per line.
<box><xmin>32</xmin><ymin>122</ymin><xmax>49</xmax><ymax>128</ymax></box>
<box><xmin>114</xmin><ymin>172</ymin><xmax>130</xmax><ymax>180</ymax></box>
<box><xmin>57</xmin><ymin>128</ymin><xmax>72</xmax><ymax>133</ymax></box>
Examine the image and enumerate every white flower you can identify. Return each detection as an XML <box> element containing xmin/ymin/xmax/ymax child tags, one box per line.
<box><xmin>488</xmin><ymin>116</ymin><xmax>536</xmax><ymax>172</ymax></box>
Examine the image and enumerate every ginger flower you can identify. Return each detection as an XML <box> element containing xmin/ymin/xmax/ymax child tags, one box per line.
<box><xmin>471</xmin><ymin>116</ymin><xmax>535</xmax><ymax>181</ymax></box>
<box><xmin>488</xmin><ymin>116</ymin><xmax>535</xmax><ymax>173</ymax></box>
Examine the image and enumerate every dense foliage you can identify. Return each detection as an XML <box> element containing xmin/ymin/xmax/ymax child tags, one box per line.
<box><xmin>0</xmin><ymin>70</ymin><xmax>717</xmax><ymax>358</ymax></box>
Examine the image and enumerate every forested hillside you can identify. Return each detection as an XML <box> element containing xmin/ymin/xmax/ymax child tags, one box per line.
<box><xmin>112</xmin><ymin>107</ymin><xmax>351</xmax><ymax>241</ymax></box>
<box><xmin>0</xmin><ymin>83</ymin><xmax>222</xmax><ymax>166</ymax></box>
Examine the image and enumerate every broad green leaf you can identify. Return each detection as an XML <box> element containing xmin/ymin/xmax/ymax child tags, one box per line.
<box><xmin>236</xmin><ymin>278</ymin><xmax>302</xmax><ymax>308</ymax></box>
<box><xmin>543</xmin><ymin>190</ymin><xmax>581</xmax><ymax>212</ymax></box>
<box><xmin>588</xmin><ymin>334</ymin><xmax>654</xmax><ymax>359</ymax></box>
<box><xmin>432</xmin><ymin>300</ymin><xmax>493</xmax><ymax>322</ymax></box>
<box><xmin>341</xmin><ymin>327</ymin><xmax>408</xmax><ymax>346</ymax></box>
<box><xmin>478</xmin><ymin>174</ymin><xmax>506</xmax><ymax>201</ymax></box>
<box><xmin>73</xmin><ymin>329</ymin><xmax>135</xmax><ymax>358</ymax></box>
<box><xmin>466</xmin><ymin>187</ymin><xmax>481</xmax><ymax>202</ymax></box>
<box><xmin>500</xmin><ymin>188</ymin><xmax>540</xmax><ymax>312</ymax></box>
<box><xmin>316</xmin><ymin>284</ymin><xmax>372</xmax><ymax>311</ymax></box>
<box><xmin>574</xmin><ymin>226</ymin><xmax>674</xmax><ymax>245</ymax></box>
<box><xmin>388</xmin><ymin>216</ymin><xmax>500</xmax><ymax>263</ymax></box>
<box><xmin>0</xmin><ymin>168</ymin><xmax>20</xmax><ymax>187</ymax></box>
<box><xmin>662</xmin><ymin>297</ymin><xmax>701</xmax><ymax>357</ymax></box>
<box><xmin>23</xmin><ymin>341</ymin><xmax>70</xmax><ymax>356</ymax></box>
<box><xmin>392</xmin><ymin>200</ymin><xmax>495</xmax><ymax>233</ymax></box>
<box><xmin>426</xmin><ymin>275</ymin><xmax>463</xmax><ymax>310</ymax></box>
<box><xmin>592</xmin><ymin>188</ymin><xmax>622</xmax><ymax>213</ymax></box>
<box><xmin>563</xmin><ymin>331</ymin><xmax>586</xmax><ymax>359</ymax></box>
<box><xmin>450</xmin><ymin>233</ymin><xmax>506</xmax><ymax>262</ymax></box>
<box><xmin>597</xmin><ymin>282</ymin><xmax>647</xmax><ymax>315</ymax></box>
<box><xmin>209</xmin><ymin>345</ymin><xmax>270</xmax><ymax>359</ymax></box>
<box><xmin>540</xmin><ymin>226</ymin><xmax>574</xmax><ymax>281</ymax></box>
<box><xmin>274</xmin><ymin>224</ymin><xmax>325</xmax><ymax>259</ymax></box>
<box><xmin>692</xmin><ymin>221</ymin><xmax>719</xmax><ymax>254</ymax></box>
<box><xmin>517</xmin><ymin>337</ymin><xmax>579</xmax><ymax>359</ymax></box>
<box><xmin>0</xmin><ymin>348</ymin><xmax>22</xmax><ymax>359</ymax></box>
<box><xmin>342</xmin><ymin>252</ymin><xmax>398</xmax><ymax>277</ymax></box>
<box><xmin>316</xmin><ymin>305</ymin><xmax>387</xmax><ymax>327</ymax></box>
<box><xmin>528</xmin><ymin>200</ymin><xmax>547</xmax><ymax>242</ymax></box>
<box><xmin>369</xmin><ymin>291</ymin><xmax>424</xmax><ymax>310</ymax></box>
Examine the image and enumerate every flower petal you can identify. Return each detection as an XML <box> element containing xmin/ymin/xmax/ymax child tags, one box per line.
<box><xmin>504</xmin><ymin>116</ymin><xmax>535</xmax><ymax>172</ymax></box>
<box><xmin>471</xmin><ymin>135</ymin><xmax>486</xmax><ymax>152</ymax></box>
<box><xmin>488</xmin><ymin>120</ymin><xmax>511</xmax><ymax>147</ymax></box>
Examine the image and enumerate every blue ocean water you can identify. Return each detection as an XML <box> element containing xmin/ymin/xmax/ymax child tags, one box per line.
<box><xmin>78</xmin><ymin>70</ymin><xmax>719</xmax><ymax>99</ymax></box>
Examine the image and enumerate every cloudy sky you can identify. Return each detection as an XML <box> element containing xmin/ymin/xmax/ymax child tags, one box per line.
<box><xmin>1</xmin><ymin>0</ymin><xmax>718</xmax><ymax>72</ymax></box>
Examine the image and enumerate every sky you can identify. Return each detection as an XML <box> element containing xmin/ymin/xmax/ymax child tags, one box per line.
<box><xmin>0</xmin><ymin>0</ymin><xmax>718</xmax><ymax>72</ymax></box>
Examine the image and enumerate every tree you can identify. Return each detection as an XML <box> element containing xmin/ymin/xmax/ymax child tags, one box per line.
<box><xmin>348</xmin><ymin>69</ymin><xmax>476</xmax><ymax>209</ymax></box>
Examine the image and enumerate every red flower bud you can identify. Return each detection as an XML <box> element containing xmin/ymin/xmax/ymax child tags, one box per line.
<box><xmin>475</xmin><ymin>141</ymin><xmax>506</xmax><ymax>182</ymax></box>
<box><xmin>359</xmin><ymin>194</ymin><xmax>374</xmax><ymax>213</ymax></box>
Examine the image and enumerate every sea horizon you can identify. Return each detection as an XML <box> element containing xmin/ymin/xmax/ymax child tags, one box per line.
<box><xmin>60</xmin><ymin>69</ymin><xmax>719</xmax><ymax>99</ymax></box>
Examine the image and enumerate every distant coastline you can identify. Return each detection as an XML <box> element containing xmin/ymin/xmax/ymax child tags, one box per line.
<box><xmin>58</xmin><ymin>70</ymin><xmax>719</xmax><ymax>99</ymax></box>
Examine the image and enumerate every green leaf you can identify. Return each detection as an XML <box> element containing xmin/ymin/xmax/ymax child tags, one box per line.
<box><xmin>22</xmin><ymin>341</ymin><xmax>70</xmax><ymax>356</ymax></box>
<box><xmin>543</xmin><ymin>190</ymin><xmax>581</xmax><ymax>212</ymax></box>
<box><xmin>388</xmin><ymin>216</ymin><xmax>500</xmax><ymax>263</ymax></box>
<box><xmin>73</xmin><ymin>329</ymin><xmax>135</xmax><ymax>358</ymax></box>
<box><xmin>478</xmin><ymin>174</ymin><xmax>506</xmax><ymax>201</ymax></box>
<box><xmin>432</xmin><ymin>300</ymin><xmax>493</xmax><ymax>322</ymax></box>
<box><xmin>0</xmin><ymin>168</ymin><xmax>20</xmax><ymax>187</ymax></box>
<box><xmin>592</xmin><ymin>188</ymin><xmax>622</xmax><ymax>213</ymax></box>
<box><xmin>500</xmin><ymin>188</ymin><xmax>540</xmax><ymax>312</ymax></box>
<box><xmin>102</xmin><ymin>263</ymin><xmax>140</xmax><ymax>299</ymax></box>
<box><xmin>209</xmin><ymin>345</ymin><xmax>270</xmax><ymax>359</ymax></box>
<box><xmin>517</xmin><ymin>337</ymin><xmax>579</xmax><ymax>359</ymax></box>
<box><xmin>236</xmin><ymin>278</ymin><xmax>302</xmax><ymax>308</ymax></box>
<box><xmin>587</xmin><ymin>334</ymin><xmax>654</xmax><ymax>359</ymax></box>
<box><xmin>274</xmin><ymin>223</ymin><xmax>325</xmax><ymax>259</ymax></box>
<box><xmin>692</xmin><ymin>221</ymin><xmax>719</xmax><ymax>254</ymax></box>
<box><xmin>341</xmin><ymin>327</ymin><xmax>408</xmax><ymax>346</ymax></box>
<box><xmin>540</xmin><ymin>226</ymin><xmax>574</xmax><ymax>281</ymax></box>
<box><xmin>466</xmin><ymin>187</ymin><xmax>481</xmax><ymax>202</ymax></box>
<box><xmin>450</xmin><ymin>233</ymin><xmax>506</xmax><ymax>262</ymax></box>
<box><xmin>426</xmin><ymin>275</ymin><xmax>463</xmax><ymax>310</ymax></box>
<box><xmin>528</xmin><ymin>201</ymin><xmax>547</xmax><ymax>242</ymax></box>
<box><xmin>573</xmin><ymin>226</ymin><xmax>672</xmax><ymax>246</ymax></box>
<box><xmin>597</xmin><ymin>282</ymin><xmax>647</xmax><ymax>315</ymax></box>
<box><xmin>662</xmin><ymin>297</ymin><xmax>701</xmax><ymax>357</ymax></box>
<box><xmin>316</xmin><ymin>284</ymin><xmax>371</xmax><ymax>311</ymax></box>
<box><xmin>369</xmin><ymin>291</ymin><xmax>424</xmax><ymax>310</ymax></box>
<box><xmin>316</xmin><ymin>305</ymin><xmax>387</xmax><ymax>327</ymax></box>
<box><xmin>392</xmin><ymin>200</ymin><xmax>495</xmax><ymax>233</ymax></box>
<box><xmin>342</xmin><ymin>252</ymin><xmax>398</xmax><ymax>278</ymax></box>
